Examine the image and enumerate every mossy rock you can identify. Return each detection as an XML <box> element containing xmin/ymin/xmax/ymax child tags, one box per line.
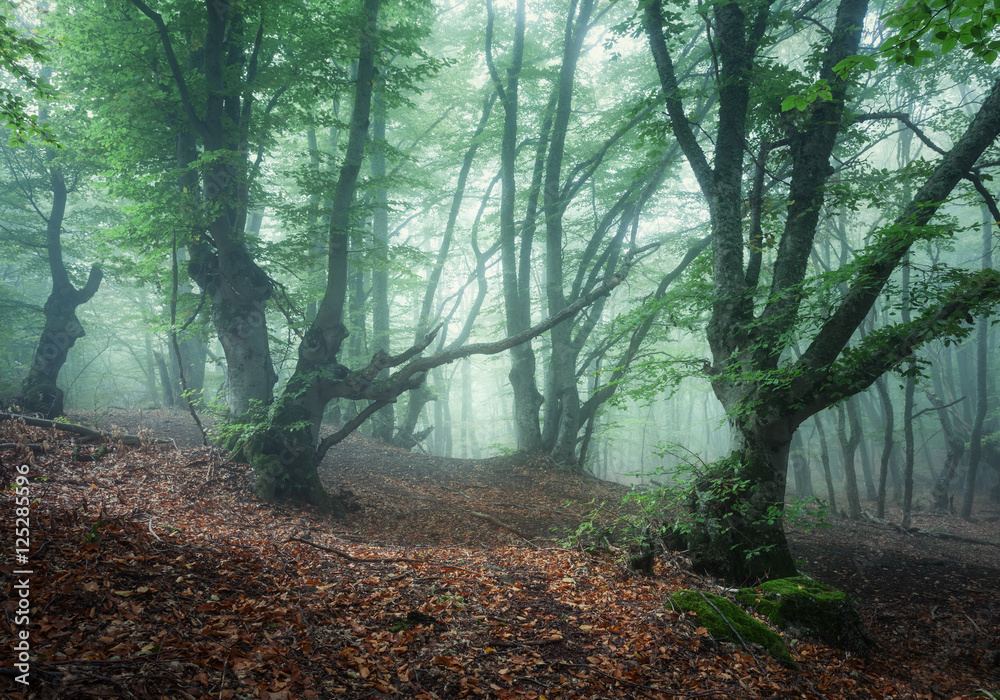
<box><xmin>735</xmin><ymin>576</ymin><xmax>868</xmax><ymax>657</ymax></box>
<box><xmin>667</xmin><ymin>589</ymin><xmax>795</xmax><ymax>668</ymax></box>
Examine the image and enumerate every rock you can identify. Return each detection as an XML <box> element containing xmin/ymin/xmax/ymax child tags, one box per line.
<box><xmin>735</xmin><ymin>576</ymin><xmax>868</xmax><ymax>657</ymax></box>
<box><xmin>667</xmin><ymin>589</ymin><xmax>795</xmax><ymax>667</ymax></box>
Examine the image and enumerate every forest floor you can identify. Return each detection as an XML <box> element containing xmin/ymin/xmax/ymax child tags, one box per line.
<box><xmin>1</xmin><ymin>408</ymin><xmax>999</xmax><ymax>699</ymax></box>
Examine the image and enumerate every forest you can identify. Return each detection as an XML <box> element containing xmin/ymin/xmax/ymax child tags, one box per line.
<box><xmin>1</xmin><ymin>0</ymin><xmax>1000</xmax><ymax>697</ymax></box>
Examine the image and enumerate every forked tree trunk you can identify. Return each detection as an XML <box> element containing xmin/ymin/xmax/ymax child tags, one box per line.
<box><xmin>245</xmin><ymin>370</ymin><xmax>345</xmax><ymax>516</ymax></box>
<box><xmin>928</xmin><ymin>389</ymin><xmax>966</xmax><ymax>512</ymax></box>
<box><xmin>20</xmin><ymin>268</ymin><xmax>102</xmax><ymax>418</ymax></box>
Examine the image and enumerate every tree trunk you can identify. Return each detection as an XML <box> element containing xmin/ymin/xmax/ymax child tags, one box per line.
<box><xmin>789</xmin><ymin>430</ymin><xmax>813</xmax><ymax>498</ymax></box>
<box><xmin>489</xmin><ymin>0</ymin><xmax>544</xmax><ymax>453</ymax></box>
<box><xmin>244</xmin><ymin>0</ymin><xmax>382</xmax><ymax>508</ymax></box>
<box><xmin>901</xmin><ymin>372</ymin><xmax>916</xmax><ymax>529</ymax></box>
<box><xmin>874</xmin><ymin>376</ymin><xmax>895</xmax><ymax>518</ymax></box>
<box><xmin>154</xmin><ymin>351</ymin><xmax>175</xmax><ymax>408</ymax></box>
<box><xmin>960</xmin><ymin>205</ymin><xmax>993</xmax><ymax>519</ymax></box>
<box><xmin>19</xmin><ymin>169</ymin><xmax>102</xmax><ymax>419</ymax></box>
<box><xmin>901</xmin><ymin>256</ymin><xmax>916</xmax><ymax>529</ymax></box>
<box><xmin>857</xmin><ymin>420</ymin><xmax>877</xmax><ymax>501</ymax></box>
<box><xmin>369</xmin><ymin>89</ymin><xmax>394</xmax><ymax>442</ymax></box>
<box><xmin>169</xmin><ymin>335</ymin><xmax>207</xmax><ymax>407</ymax></box>
<box><xmin>836</xmin><ymin>402</ymin><xmax>863</xmax><ymax>520</ymax></box>
<box><xmin>814</xmin><ymin>413</ymin><xmax>837</xmax><ymax>514</ymax></box>
<box><xmin>687</xmin><ymin>417</ymin><xmax>799</xmax><ymax>584</ymax></box>
<box><xmin>927</xmin><ymin>389</ymin><xmax>965</xmax><ymax>512</ymax></box>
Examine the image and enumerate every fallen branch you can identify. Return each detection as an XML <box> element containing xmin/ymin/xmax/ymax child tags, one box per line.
<box><xmin>288</xmin><ymin>536</ymin><xmax>417</xmax><ymax>563</ymax></box>
<box><xmin>286</xmin><ymin>537</ymin><xmax>487</xmax><ymax>576</ymax></box>
<box><xmin>0</xmin><ymin>413</ymin><xmax>172</xmax><ymax>447</ymax></box>
<box><xmin>492</xmin><ymin>637</ymin><xmax>565</xmax><ymax>648</ymax></box>
<box><xmin>0</xmin><ymin>442</ymin><xmax>44</xmax><ymax>453</ymax></box>
<box><xmin>467</xmin><ymin>510</ymin><xmax>534</xmax><ymax>542</ymax></box>
<box><xmin>893</xmin><ymin>526</ymin><xmax>1000</xmax><ymax>547</ymax></box>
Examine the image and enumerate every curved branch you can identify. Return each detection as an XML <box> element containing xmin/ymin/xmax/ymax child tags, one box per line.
<box><xmin>796</xmin><ymin>267</ymin><xmax>1000</xmax><ymax>419</ymax></box>
<box><xmin>642</xmin><ymin>0</ymin><xmax>715</xmax><ymax>201</ymax></box>
<box><xmin>852</xmin><ymin>111</ymin><xmax>949</xmax><ymax>156</ymax></box>
<box><xmin>128</xmin><ymin>0</ymin><xmax>209</xmax><ymax>142</ymax></box>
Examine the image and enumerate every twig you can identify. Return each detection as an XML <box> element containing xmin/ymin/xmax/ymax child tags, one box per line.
<box><xmin>436</xmin><ymin>484</ymin><xmax>472</xmax><ymax>499</ymax></box>
<box><xmin>693</xmin><ymin>590</ymin><xmax>763</xmax><ymax>671</ymax></box>
<box><xmin>218</xmin><ymin>655</ymin><xmax>229</xmax><ymax>699</ymax></box>
<box><xmin>147</xmin><ymin>516</ymin><xmax>162</xmax><ymax>542</ymax></box>
<box><xmin>466</xmin><ymin>510</ymin><xmax>534</xmax><ymax>542</ymax></box>
<box><xmin>912</xmin><ymin>396</ymin><xmax>965</xmax><ymax>420</ymax></box>
<box><xmin>492</xmin><ymin>637</ymin><xmax>565</xmax><ymax>648</ymax></box>
<box><xmin>288</xmin><ymin>536</ymin><xmax>419</xmax><ymax>562</ymax></box>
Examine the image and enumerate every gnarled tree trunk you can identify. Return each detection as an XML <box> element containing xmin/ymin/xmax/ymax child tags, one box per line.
<box><xmin>19</xmin><ymin>169</ymin><xmax>102</xmax><ymax>419</ymax></box>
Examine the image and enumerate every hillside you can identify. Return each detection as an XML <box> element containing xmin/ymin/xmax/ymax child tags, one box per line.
<box><xmin>2</xmin><ymin>410</ymin><xmax>999</xmax><ymax>699</ymax></box>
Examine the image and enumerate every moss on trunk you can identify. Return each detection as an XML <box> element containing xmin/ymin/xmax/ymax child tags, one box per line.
<box><xmin>736</xmin><ymin>576</ymin><xmax>868</xmax><ymax>656</ymax></box>
<box><xmin>667</xmin><ymin>589</ymin><xmax>795</xmax><ymax>667</ymax></box>
<box><xmin>244</xmin><ymin>415</ymin><xmax>345</xmax><ymax>517</ymax></box>
<box><xmin>684</xmin><ymin>452</ymin><xmax>798</xmax><ymax>585</ymax></box>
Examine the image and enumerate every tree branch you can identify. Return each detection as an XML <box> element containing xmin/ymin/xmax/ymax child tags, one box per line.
<box><xmin>316</xmin><ymin>247</ymin><xmax>652</xmax><ymax>451</ymax></box>
<box><xmin>642</xmin><ymin>0</ymin><xmax>715</xmax><ymax>202</ymax></box>
<box><xmin>798</xmin><ymin>78</ymin><xmax>1000</xmax><ymax>373</ymax></box>
<box><xmin>795</xmin><ymin>268</ymin><xmax>1000</xmax><ymax>418</ymax></box>
<box><xmin>128</xmin><ymin>0</ymin><xmax>209</xmax><ymax>142</ymax></box>
<box><xmin>852</xmin><ymin>111</ymin><xmax>949</xmax><ymax>156</ymax></box>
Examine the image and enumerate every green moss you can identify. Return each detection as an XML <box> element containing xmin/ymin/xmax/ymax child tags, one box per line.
<box><xmin>736</xmin><ymin>576</ymin><xmax>868</xmax><ymax>656</ymax></box>
<box><xmin>667</xmin><ymin>589</ymin><xmax>795</xmax><ymax>667</ymax></box>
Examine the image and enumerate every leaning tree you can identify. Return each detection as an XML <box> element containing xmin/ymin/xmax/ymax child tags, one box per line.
<box><xmin>643</xmin><ymin>0</ymin><xmax>1000</xmax><ymax>583</ymax></box>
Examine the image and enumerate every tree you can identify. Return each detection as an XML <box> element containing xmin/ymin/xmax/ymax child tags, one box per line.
<box><xmin>13</xmin><ymin>145</ymin><xmax>102</xmax><ymax>418</ymax></box>
<box><xmin>643</xmin><ymin>0</ymin><xmax>1000</xmax><ymax>583</ymax></box>
<box><xmin>123</xmin><ymin>0</ymin><xmax>288</xmax><ymax>421</ymax></box>
<box><xmin>482</xmin><ymin>0</ymin><xmax>700</xmax><ymax>464</ymax></box>
<box><xmin>236</xmin><ymin>0</ymin><xmax>660</xmax><ymax>513</ymax></box>
<box><xmin>0</xmin><ymin>24</ymin><xmax>103</xmax><ymax>416</ymax></box>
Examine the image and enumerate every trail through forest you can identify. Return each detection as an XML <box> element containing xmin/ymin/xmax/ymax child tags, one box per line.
<box><xmin>1</xmin><ymin>409</ymin><xmax>999</xmax><ymax>699</ymax></box>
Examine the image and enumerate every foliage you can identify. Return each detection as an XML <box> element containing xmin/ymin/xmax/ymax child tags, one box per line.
<box><xmin>623</xmin><ymin>445</ymin><xmax>830</xmax><ymax>562</ymax></box>
<box><xmin>0</xmin><ymin>1</ymin><xmax>58</xmax><ymax>146</ymax></box>
<box><xmin>880</xmin><ymin>0</ymin><xmax>1000</xmax><ymax>66</ymax></box>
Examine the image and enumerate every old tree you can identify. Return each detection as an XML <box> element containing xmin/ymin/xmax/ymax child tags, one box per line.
<box><xmin>643</xmin><ymin>0</ymin><xmax>1000</xmax><ymax>583</ymax></box>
